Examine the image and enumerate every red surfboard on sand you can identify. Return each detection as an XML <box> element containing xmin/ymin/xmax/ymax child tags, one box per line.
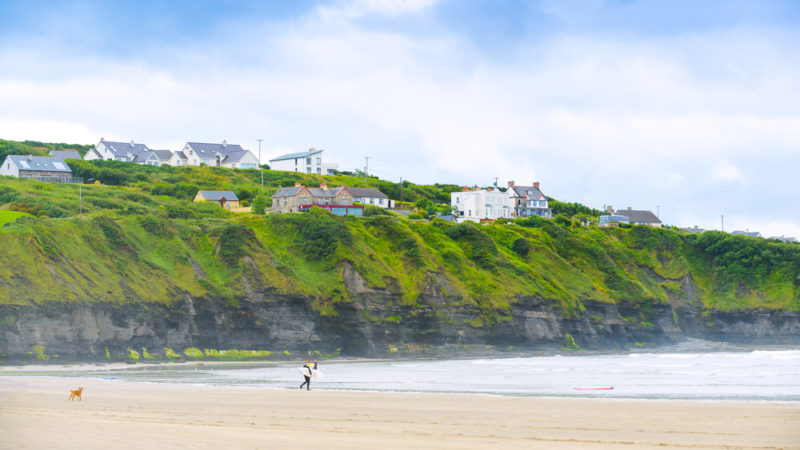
<box><xmin>573</xmin><ymin>386</ymin><xmax>614</xmax><ymax>390</ymax></box>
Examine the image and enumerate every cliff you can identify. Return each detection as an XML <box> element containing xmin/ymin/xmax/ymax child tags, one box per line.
<box><xmin>0</xmin><ymin>177</ymin><xmax>798</xmax><ymax>363</ymax></box>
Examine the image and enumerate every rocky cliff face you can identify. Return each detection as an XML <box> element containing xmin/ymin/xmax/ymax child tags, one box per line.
<box><xmin>1</xmin><ymin>267</ymin><xmax>798</xmax><ymax>363</ymax></box>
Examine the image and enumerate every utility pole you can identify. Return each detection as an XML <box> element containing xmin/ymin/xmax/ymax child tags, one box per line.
<box><xmin>364</xmin><ymin>157</ymin><xmax>369</xmax><ymax>185</ymax></box>
<box><xmin>494</xmin><ymin>177</ymin><xmax>498</xmax><ymax>188</ymax></box>
<box><xmin>257</xmin><ymin>139</ymin><xmax>263</xmax><ymax>189</ymax></box>
<box><xmin>721</xmin><ymin>214</ymin><xmax>724</xmax><ymax>232</ymax></box>
<box><xmin>400</xmin><ymin>177</ymin><xmax>403</xmax><ymax>203</ymax></box>
<box><xmin>79</xmin><ymin>185</ymin><xmax>82</xmax><ymax>218</ymax></box>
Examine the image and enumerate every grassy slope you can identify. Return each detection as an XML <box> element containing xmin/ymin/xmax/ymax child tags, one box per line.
<box><xmin>1</xmin><ymin>175</ymin><xmax>798</xmax><ymax>323</ymax></box>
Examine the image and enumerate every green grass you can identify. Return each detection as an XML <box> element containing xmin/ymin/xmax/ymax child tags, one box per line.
<box><xmin>0</xmin><ymin>161</ymin><xmax>798</xmax><ymax>324</ymax></box>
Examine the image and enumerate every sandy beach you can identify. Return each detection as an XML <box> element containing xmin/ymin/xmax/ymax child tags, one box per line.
<box><xmin>1</xmin><ymin>375</ymin><xmax>798</xmax><ymax>449</ymax></box>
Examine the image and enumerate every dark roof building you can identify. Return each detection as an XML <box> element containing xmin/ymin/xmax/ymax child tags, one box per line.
<box><xmin>613</xmin><ymin>207</ymin><xmax>662</xmax><ymax>226</ymax></box>
<box><xmin>49</xmin><ymin>150</ymin><xmax>82</xmax><ymax>159</ymax></box>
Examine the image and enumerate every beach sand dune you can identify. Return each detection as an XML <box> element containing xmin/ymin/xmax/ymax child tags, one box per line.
<box><xmin>1</xmin><ymin>376</ymin><xmax>798</xmax><ymax>449</ymax></box>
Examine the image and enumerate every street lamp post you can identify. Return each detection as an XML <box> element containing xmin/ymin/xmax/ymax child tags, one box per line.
<box><xmin>257</xmin><ymin>139</ymin><xmax>263</xmax><ymax>189</ymax></box>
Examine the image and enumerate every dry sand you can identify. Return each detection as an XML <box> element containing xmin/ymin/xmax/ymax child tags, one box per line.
<box><xmin>1</xmin><ymin>375</ymin><xmax>798</xmax><ymax>449</ymax></box>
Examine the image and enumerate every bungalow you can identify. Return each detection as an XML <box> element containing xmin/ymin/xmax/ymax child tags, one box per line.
<box><xmin>731</xmin><ymin>230</ymin><xmax>762</xmax><ymax>238</ymax></box>
<box><xmin>271</xmin><ymin>182</ymin><xmax>360</xmax><ymax>216</ymax></box>
<box><xmin>507</xmin><ymin>181</ymin><xmax>552</xmax><ymax>218</ymax></box>
<box><xmin>193</xmin><ymin>190</ymin><xmax>240</xmax><ymax>210</ymax></box>
<box><xmin>1</xmin><ymin>155</ymin><xmax>80</xmax><ymax>183</ymax></box>
<box><xmin>349</xmin><ymin>187</ymin><xmax>391</xmax><ymax>208</ymax></box>
<box><xmin>181</xmin><ymin>141</ymin><xmax>259</xmax><ymax>169</ymax></box>
<box><xmin>269</xmin><ymin>148</ymin><xmax>339</xmax><ymax>175</ymax></box>
<box><xmin>612</xmin><ymin>207</ymin><xmax>662</xmax><ymax>227</ymax></box>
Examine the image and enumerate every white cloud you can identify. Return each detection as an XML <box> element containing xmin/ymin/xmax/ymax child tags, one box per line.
<box><xmin>0</xmin><ymin>3</ymin><xmax>799</xmax><ymax>235</ymax></box>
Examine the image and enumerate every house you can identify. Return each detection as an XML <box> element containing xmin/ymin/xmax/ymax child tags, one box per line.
<box><xmin>1</xmin><ymin>155</ymin><xmax>80</xmax><ymax>183</ymax></box>
<box><xmin>731</xmin><ymin>230</ymin><xmax>762</xmax><ymax>238</ymax></box>
<box><xmin>769</xmin><ymin>236</ymin><xmax>798</xmax><ymax>243</ymax></box>
<box><xmin>193</xmin><ymin>190</ymin><xmax>240</xmax><ymax>210</ymax></box>
<box><xmin>349</xmin><ymin>187</ymin><xmax>391</xmax><ymax>208</ymax></box>
<box><xmin>611</xmin><ymin>206</ymin><xmax>662</xmax><ymax>227</ymax></box>
<box><xmin>151</xmin><ymin>150</ymin><xmax>173</xmax><ymax>166</ymax></box>
<box><xmin>451</xmin><ymin>187</ymin><xmax>511</xmax><ymax>223</ymax></box>
<box><xmin>680</xmin><ymin>226</ymin><xmax>706</xmax><ymax>234</ymax></box>
<box><xmin>269</xmin><ymin>148</ymin><xmax>339</xmax><ymax>175</ymax></box>
<box><xmin>85</xmin><ymin>138</ymin><xmax>153</xmax><ymax>162</ymax></box>
<box><xmin>181</xmin><ymin>141</ymin><xmax>259</xmax><ymax>169</ymax></box>
<box><xmin>271</xmin><ymin>182</ymin><xmax>360</xmax><ymax>216</ymax></box>
<box><xmin>507</xmin><ymin>181</ymin><xmax>552</xmax><ymax>218</ymax></box>
<box><xmin>48</xmin><ymin>150</ymin><xmax>82</xmax><ymax>159</ymax></box>
<box><xmin>169</xmin><ymin>151</ymin><xmax>188</xmax><ymax>167</ymax></box>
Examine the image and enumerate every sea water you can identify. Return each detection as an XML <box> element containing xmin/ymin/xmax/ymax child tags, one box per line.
<box><xmin>54</xmin><ymin>348</ymin><xmax>800</xmax><ymax>401</ymax></box>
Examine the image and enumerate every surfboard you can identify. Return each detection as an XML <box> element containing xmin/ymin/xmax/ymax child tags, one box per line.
<box><xmin>298</xmin><ymin>367</ymin><xmax>312</xmax><ymax>377</ymax></box>
<box><xmin>573</xmin><ymin>386</ymin><xmax>614</xmax><ymax>390</ymax></box>
<box><xmin>312</xmin><ymin>369</ymin><xmax>324</xmax><ymax>380</ymax></box>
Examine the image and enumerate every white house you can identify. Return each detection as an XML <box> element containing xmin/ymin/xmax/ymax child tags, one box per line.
<box><xmin>85</xmin><ymin>138</ymin><xmax>152</xmax><ymax>162</ymax></box>
<box><xmin>1</xmin><ymin>155</ymin><xmax>77</xmax><ymax>182</ymax></box>
<box><xmin>169</xmin><ymin>150</ymin><xmax>188</xmax><ymax>167</ymax></box>
<box><xmin>269</xmin><ymin>148</ymin><xmax>339</xmax><ymax>175</ymax></box>
<box><xmin>507</xmin><ymin>181</ymin><xmax>552</xmax><ymax>218</ymax></box>
<box><xmin>180</xmin><ymin>141</ymin><xmax>259</xmax><ymax>169</ymax></box>
<box><xmin>349</xmin><ymin>187</ymin><xmax>392</xmax><ymax>208</ymax></box>
<box><xmin>451</xmin><ymin>187</ymin><xmax>511</xmax><ymax>223</ymax></box>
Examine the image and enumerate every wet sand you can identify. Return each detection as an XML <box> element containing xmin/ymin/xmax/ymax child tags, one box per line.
<box><xmin>1</xmin><ymin>375</ymin><xmax>798</xmax><ymax>449</ymax></box>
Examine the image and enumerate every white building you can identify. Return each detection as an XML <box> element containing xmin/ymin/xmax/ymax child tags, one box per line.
<box><xmin>349</xmin><ymin>187</ymin><xmax>392</xmax><ymax>208</ymax></box>
<box><xmin>180</xmin><ymin>141</ymin><xmax>259</xmax><ymax>169</ymax></box>
<box><xmin>85</xmin><ymin>138</ymin><xmax>154</xmax><ymax>162</ymax></box>
<box><xmin>269</xmin><ymin>148</ymin><xmax>339</xmax><ymax>175</ymax></box>
<box><xmin>451</xmin><ymin>187</ymin><xmax>511</xmax><ymax>223</ymax></box>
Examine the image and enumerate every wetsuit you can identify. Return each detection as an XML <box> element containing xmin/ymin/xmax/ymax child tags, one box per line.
<box><xmin>300</xmin><ymin>364</ymin><xmax>311</xmax><ymax>390</ymax></box>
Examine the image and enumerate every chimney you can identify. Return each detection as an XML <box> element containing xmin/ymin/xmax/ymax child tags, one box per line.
<box><xmin>130</xmin><ymin>140</ymin><xmax>135</xmax><ymax>147</ymax></box>
<box><xmin>462</xmin><ymin>186</ymin><xmax>469</xmax><ymax>192</ymax></box>
<box><xmin>627</xmin><ymin>207</ymin><xmax>632</xmax><ymax>212</ymax></box>
<box><xmin>320</xmin><ymin>182</ymin><xmax>328</xmax><ymax>191</ymax></box>
<box><xmin>222</xmin><ymin>140</ymin><xmax>227</xmax><ymax>148</ymax></box>
<box><xmin>507</xmin><ymin>181</ymin><xmax>515</xmax><ymax>188</ymax></box>
<box><xmin>309</xmin><ymin>147</ymin><xmax>316</xmax><ymax>153</ymax></box>
<box><xmin>533</xmin><ymin>181</ymin><xmax>540</xmax><ymax>189</ymax></box>
<box><xmin>607</xmin><ymin>205</ymin><xmax>613</xmax><ymax>214</ymax></box>
<box><xmin>28</xmin><ymin>154</ymin><xmax>33</xmax><ymax>160</ymax></box>
<box><xmin>294</xmin><ymin>182</ymin><xmax>302</xmax><ymax>187</ymax></box>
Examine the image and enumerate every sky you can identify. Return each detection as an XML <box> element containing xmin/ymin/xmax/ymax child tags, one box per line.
<box><xmin>1</xmin><ymin>0</ymin><xmax>799</xmax><ymax>238</ymax></box>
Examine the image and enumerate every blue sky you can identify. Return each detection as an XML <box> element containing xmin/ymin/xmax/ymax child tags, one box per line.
<box><xmin>1</xmin><ymin>0</ymin><xmax>799</xmax><ymax>237</ymax></box>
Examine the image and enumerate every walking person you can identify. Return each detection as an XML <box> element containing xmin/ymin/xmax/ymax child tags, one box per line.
<box><xmin>300</xmin><ymin>360</ymin><xmax>312</xmax><ymax>390</ymax></box>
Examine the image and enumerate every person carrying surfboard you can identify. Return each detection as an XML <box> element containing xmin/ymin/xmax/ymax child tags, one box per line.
<box><xmin>300</xmin><ymin>360</ymin><xmax>312</xmax><ymax>390</ymax></box>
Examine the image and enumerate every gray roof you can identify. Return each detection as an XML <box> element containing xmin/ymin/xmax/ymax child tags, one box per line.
<box><xmin>221</xmin><ymin>150</ymin><xmax>250</xmax><ymax>163</ymax></box>
<box><xmin>131</xmin><ymin>151</ymin><xmax>160</xmax><ymax>163</ymax></box>
<box><xmin>731</xmin><ymin>230</ymin><xmax>762</xmax><ymax>238</ymax></box>
<box><xmin>269</xmin><ymin>148</ymin><xmax>324</xmax><ymax>162</ymax></box>
<box><xmin>273</xmin><ymin>186</ymin><xmax>305</xmax><ymax>198</ymax></box>
<box><xmin>348</xmin><ymin>187</ymin><xmax>388</xmax><ymax>198</ymax></box>
<box><xmin>511</xmin><ymin>185</ymin><xmax>547</xmax><ymax>200</ymax></box>
<box><xmin>307</xmin><ymin>187</ymin><xmax>346</xmax><ymax>198</ymax></box>
<box><xmin>173</xmin><ymin>151</ymin><xmax>188</xmax><ymax>160</ymax></box>
<box><xmin>7</xmin><ymin>155</ymin><xmax>72</xmax><ymax>173</ymax></box>
<box><xmin>198</xmin><ymin>190</ymin><xmax>239</xmax><ymax>201</ymax></box>
<box><xmin>680</xmin><ymin>227</ymin><xmax>705</xmax><ymax>234</ymax></box>
<box><xmin>102</xmin><ymin>140</ymin><xmax>150</xmax><ymax>155</ymax></box>
<box><xmin>186</xmin><ymin>142</ymin><xmax>247</xmax><ymax>157</ymax></box>
<box><xmin>614</xmin><ymin>209</ymin><xmax>661</xmax><ymax>224</ymax></box>
<box><xmin>152</xmin><ymin>150</ymin><xmax>173</xmax><ymax>161</ymax></box>
<box><xmin>49</xmin><ymin>150</ymin><xmax>81</xmax><ymax>159</ymax></box>
<box><xmin>769</xmin><ymin>236</ymin><xmax>798</xmax><ymax>243</ymax></box>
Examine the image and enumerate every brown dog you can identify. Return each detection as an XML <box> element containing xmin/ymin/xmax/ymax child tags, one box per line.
<box><xmin>68</xmin><ymin>387</ymin><xmax>83</xmax><ymax>401</ymax></box>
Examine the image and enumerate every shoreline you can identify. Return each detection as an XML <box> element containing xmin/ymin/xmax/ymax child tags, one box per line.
<box><xmin>2</xmin><ymin>375</ymin><xmax>798</xmax><ymax>449</ymax></box>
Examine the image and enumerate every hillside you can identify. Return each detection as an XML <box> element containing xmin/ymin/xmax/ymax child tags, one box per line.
<box><xmin>0</xmin><ymin>158</ymin><xmax>798</xmax><ymax>363</ymax></box>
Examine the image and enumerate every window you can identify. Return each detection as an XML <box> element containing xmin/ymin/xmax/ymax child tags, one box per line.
<box><xmin>316</xmin><ymin>157</ymin><xmax>321</xmax><ymax>165</ymax></box>
<box><xmin>316</xmin><ymin>168</ymin><xmax>321</xmax><ymax>174</ymax></box>
<box><xmin>306</xmin><ymin>157</ymin><xmax>311</xmax><ymax>164</ymax></box>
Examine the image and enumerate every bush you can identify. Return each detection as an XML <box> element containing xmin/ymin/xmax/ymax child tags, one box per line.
<box><xmin>511</xmin><ymin>237</ymin><xmax>531</xmax><ymax>257</ymax></box>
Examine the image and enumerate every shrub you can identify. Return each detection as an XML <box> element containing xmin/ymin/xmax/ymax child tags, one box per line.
<box><xmin>511</xmin><ymin>237</ymin><xmax>531</xmax><ymax>257</ymax></box>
